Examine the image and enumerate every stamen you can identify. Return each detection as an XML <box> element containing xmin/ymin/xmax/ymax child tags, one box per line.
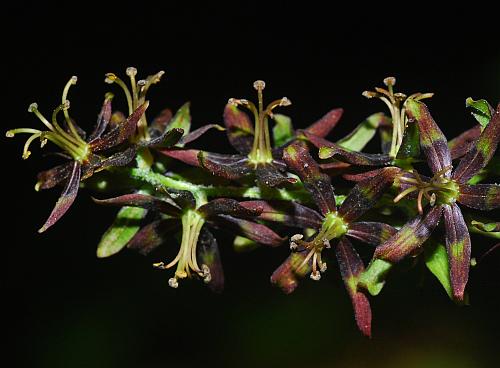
<box><xmin>201</xmin><ymin>264</ymin><xmax>211</xmax><ymax>283</ymax></box>
<box><xmin>168</xmin><ymin>277</ymin><xmax>179</xmax><ymax>288</ymax></box>
<box><xmin>126</xmin><ymin>67</ymin><xmax>139</xmax><ymax>108</ymax></box>
<box><xmin>105</xmin><ymin>73</ymin><xmax>133</xmax><ymax>114</ymax></box>
<box><xmin>253</xmin><ymin>80</ymin><xmax>266</xmax><ymax>91</ymax></box>
<box><xmin>22</xmin><ymin>132</ymin><xmax>42</xmax><ymax>159</ymax></box>
<box><xmin>28</xmin><ymin>103</ymin><xmax>55</xmax><ymax>131</ymax></box>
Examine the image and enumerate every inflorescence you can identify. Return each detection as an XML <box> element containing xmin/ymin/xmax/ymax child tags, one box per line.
<box><xmin>7</xmin><ymin>70</ymin><xmax>500</xmax><ymax>337</ymax></box>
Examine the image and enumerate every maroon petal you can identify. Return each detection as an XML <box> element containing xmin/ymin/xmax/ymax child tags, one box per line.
<box><xmin>36</xmin><ymin>162</ymin><xmax>74</xmax><ymax>190</ymax></box>
<box><xmin>127</xmin><ymin>219</ymin><xmax>178</xmax><ymax>255</ymax></box>
<box><xmin>255</xmin><ymin>163</ymin><xmax>297</xmax><ymax>187</ymax></box>
<box><xmin>339</xmin><ymin>167</ymin><xmax>400</xmax><ymax>223</ymax></box>
<box><xmin>405</xmin><ymin>99</ymin><xmax>452</xmax><ymax>177</ymax></box>
<box><xmin>304</xmin><ymin>132</ymin><xmax>391</xmax><ymax>166</ymax></box>
<box><xmin>453</xmin><ymin>103</ymin><xmax>500</xmax><ymax>183</ymax></box>
<box><xmin>198</xmin><ymin>152</ymin><xmax>252</xmax><ymax>180</ymax></box>
<box><xmin>240</xmin><ymin>200</ymin><xmax>323</xmax><ymax>229</ymax></box>
<box><xmin>89</xmin><ymin>102</ymin><xmax>148</xmax><ymax>152</ymax></box>
<box><xmin>197</xmin><ymin>228</ymin><xmax>225</xmax><ymax>293</ymax></box>
<box><xmin>334</xmin><ymin>237</ymin><xmax>372</xmax><ymax>337</ymax></box>
<box><xmin>141</xmin><ymin>128</ymin><xmax>184</xmax><ymax>148</ymax></box>
<box><xmin>215</xmin><ymin>215</ymin><xmax>285</xmax><ymax>246</ymax></box>
<box><xmin>343</xmin><ymin>167</ymin><xmax>401</xmax><ymax>182</ymax></box>
<box><xmin>198</xmin><ymin>198</ymin><xmax>263</xmax><ymax>219</ymax></box>
<box><xmin>149</xmin><ymin>108</ymin><xmax>173</xmax><ymax>138</ymax></box>
<box><xmin>93</xmin><ymin>193</ymin><xmax>181</xmax><ymax>217</ymax></box>
<box><xmin>158</xmin><ymin>148</ymin><xmax>201</xmax><ymax>167</ymax></box>
<box><xmin>179</xmin><ymin>124</ymin><xmax>224</xmax><ymax>145</ymax></box>
<box><xmin>283</xmin><ymin>142</ymin><xmax>337</xmax><ymax>216</ymax></box>
<box><xmin>271</xmin><ymin>251</ymin><xmax>310</xmax><ymax>294</ymax></box>
<box><xmin>374</xmin><ymin>205</ymin><xmax>444</xmax><ymax>262</ymax></box>
<box><xmin>347</xmin><ymin>222</ymin><xmax>397</xmax><ymax>246</ymax></box>
<box><xmin>457</xmin><ymin>183</ymin><xmax>500</xmax><ymax>211</ymax></box>
<box><xmin>89</xmin><ymin>95</ymin><xmax>113</xmax><ymax>140</ymax></box>
<box><xmin>38</xmin><ymin>161</ymin><xmax>81</xmax><ymax>233</ymax></box>
<box><xmin>443</xmin><ymin>203</ymin><xmax>471</xmax><ymax>301</ymax></box>
<box><xmin>98</xmin><ymin>147</ymin><xmax>137</xmax><ymax>170</ymax></box>
<box><xmin>448</xmin><ymin>125</ymin><xmax>481</xmax><ymax>160</ymax></box>
<box><xmin>223</xmin><ymin>104</ymin><xmax>254</xmax><ymax>154</ymax></box>
<box><xmin>304</xmin><ymin>108</ymin><xmax>343</xmax><ymax>138</ymax></box>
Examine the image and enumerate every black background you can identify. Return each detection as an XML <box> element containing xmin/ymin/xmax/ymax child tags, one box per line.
<box><xmin>3</xmin><ymin>3</ymin><xmax>500</xmax><ymax>368</ymax></box>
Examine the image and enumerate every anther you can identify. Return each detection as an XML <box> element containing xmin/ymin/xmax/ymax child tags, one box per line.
<box><xmin>291</xmin><ymin>234</ymin><xmax>304</xmax><ymax>242</ymax></box>
<box><xmin>69</xmin><ymin>76</ymin><xmax>78</xmax><ymax>84</ymax></box>
<box><xmin>323</xmin><ymin>239</ymin><xmax>331</xmax><ymax>249</ymax></box>
<box><xmin>104</xmin><ymin>73</ymin><xmax>117</xmax><ymax>84</ymax></box>
<box><xmin>310</xmin><ymin>271</ymin><xmax>321</xmax><ymax>281</ymax></box>
<box><xmin>168</xmin><ymin>277</ymin><xmax>179</xmax><ymax>288</ymax></box>
<box><xmin>253</xmin><ymin>80</ymin><xmax>266</xmax><ymax>91</ymax></box>
<box><xmin>383</xmin><ymin>77</ymin><xmax>396</xmax><ymax>86</ymax></box>
<box><xmin>126</xmin><ymin>67</ymin><xmax>137</xmax><ymax>77</ymax></box>
<box><xmin>280</xmin><ymin>97</ymin><xmax>291</xmax><ymax>106</ymax></box>
<box><xmin>362</xmin><ymin>91</ymin><xmax>377</xmax><ymax>98</ymax></box>
<box><xmin>152</xmin><ymin>262</ymin><xmax>166</xmax><ymax>269</ymax></box>
<box><xmin>28</xmin><ymin>103</ymin><xmax>38</xmax><ymax>113</ymax></box>
<box><xmin>5</xmin><ymin>130</ymin><xmax>14</xmax><ymax>138</ymax></box>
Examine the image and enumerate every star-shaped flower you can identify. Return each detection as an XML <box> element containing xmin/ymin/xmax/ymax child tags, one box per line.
<box><xmin>268</xmin><ymin>142</ymin><xmax>398</xmax><ymax>336</ymax></box>
<box><xmin>7</xmin><ymin>76</ymin><xmax>149</xmax><ymax>232</ymax></box>
<box><xmin>368</xmin><ymin>99</ymin><xmax>500</xmax><ymax>300</ymax></box>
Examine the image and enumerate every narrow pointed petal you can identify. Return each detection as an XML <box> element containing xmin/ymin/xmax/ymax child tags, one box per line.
<box><xmin>342</xmin><ymin>167</ymin><xmax>401</xmax><ymax>182</ymax></box>
<box><xmin>89</xmin><ymin>95</ymin><xmax>112</xmax><ymax>140</ymax></box>
<box><xmin>374</xmin><ymin>205</ymin><xmax>444</xmax><ymax>262</ymax></box>
<box><xmin>158</xmin><ymin>148</ymin><xmax>201</xmax><ymax>167</ymax></box>
<box><xmin>215</xmin><ymin>215</ymin><xmax>285</xmax><ymax>246</ymax></box>
<box><xmin>283</xmin><ymin>142</ymin><xmax>336</xmax><ymax>216</ymax></box>
<box><xmin>304</xmin><ymin>108</ymin><xmax>343</xmax><ymax>138</ymax></box>
<box><xmin>443</xmin><ymin>203</ymin><xmax>471</xmax><ymax>301</ymax></box>
<box><xmin>38</xmin><ymin>161</ymin><xmax>81</xmax><ymax>233</ymax></box>
<box><xmin>197</xmin><ymin>228</ymin><xmax>225</xmax><ymax>293</ymax></box>
<box><xmin>127</xmin><ymin>219</ymin><xmax>178</xmax><ymax>255</ymax></box>
<box><xmin>271</xmin><ymin>251</ymin><xmax>310</xmax><ymax>294</ymax></box>
<box><xmin>453</xmin><ymin>103</ymin><xmax>500</xmax><ymax>183</ymax></box>
<box><xmin>223</xmin><ymin>104</ymin><xmax>254</xmax><ymax>154</ymax></box>
<box><xmin>198</xmin><ymin>198</ymin><xmax>263</xmax><ymax>219</ymax></box>
<box><xmin>457</xmin><ymin>183</ymin><xmax>500</xmax><ymax>211</ymax></box>
<box><xmin>379</xmin><ymin>124</ymin><xmax>392</xmax><ymax>154</ymax></box>
<box><xmin>98</xmin><ymin>147</ymin><xmax>137</xmax><ymax>170</ymax></box>
<box><xmin>406</xmin><ymin>99</ymin><xmax>452</xmax><ymax>176</ymax></box>
<box><xmin>93</xmin><ymin>193</ymin><xmax>181</xmax><ymax>217</ymax></box>
<box><xmin>149</xmin><ymin>108</ymin><xmax>173</xmax><ymax>138</ymax></box>
<box><xmin>305</xmin><ymin>132</ymin><xmax>391</xmax><ymax>166</ymax></box>
<box><xmin>334</xmin><ymin>237</ymin><xmax>372</xmax><ymax>337</ymax></box>
<box><xmin>167</xmin><ymin>190</ymin><xmax>196</xmax><ymax>209</ymax></box>
<box><xmin>141</xmin><ymin>127</ymin><xmax>184</xmax><ymax>148</ymax></box>
<box><xmin>198</xmin><ymin>151</ymin><xmax>251</xmax><ymax>180</ymax></box>
<box><xmin>448</xmin><ymin>125</ymin><xmax>481</xmax><ymax>160</ymax></box>
<box><xmin>36</xmin><ymin>162</ymin><xmax>74</xmax><ymax>190</ymax></box>
<box><xmin>240</xmin><ymin>200</ymin><xmax>323</xmax><ymax>229</ymax></box>
<box><xmin>396</xmin><ymin>120</ymin><xmax>420</xmax><ymax>159</ymax></box>
<box><xmin>179</xmin><ymin>124</ymin><xmax>225</xmax><ymax>145</ymax></box>
<box><xmin>339</xmin><ymin>167</ymin><xmax>400</xmax><ymax>223</ymax></box>
<box><xmin>347</xmin><ymin>222</ymin><xmax>397</xmax><ymax>246</ymax></box>
<box><xmin>255</xmin><ymin>163</ymin><xmax>297</xmax><ymax>187</ymax></box>
<box><xmin>90</xmin><ymin>102</ymin><xmax>148</xmax><ymax>152</ymax></box>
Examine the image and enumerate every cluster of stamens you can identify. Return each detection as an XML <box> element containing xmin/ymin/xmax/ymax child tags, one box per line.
<box><xmin>105</xmin><ymin>67</ymin><xmax>165</xmax><ymax>140</ymax></box>
<box><xmin>228</xmin><ymin>80</ymin><xmax>291</xmax><ymax>164</ymax></box>
<box><xmin>152</xmin><ymin>210</ymin><xmax>211</xmax><ymax>288</ymax></box>
<box><xmin>363</xmin><ymin>77</ymin><xmax>433</xmax><ymax>158</ymax></box>
<box><xmin>290</xmin><ymin>233</ymin><xmax>329</xmax><ymax>280</ymax></box>
<box><xmin>394</xmin><ymin>166</ymin><xmax>458</xmax><ymax>214</ymax></box>
<box><xmin>6</xmin><ymin>76</ymin><xmax>90</xmax><ymax>164</ymax></box>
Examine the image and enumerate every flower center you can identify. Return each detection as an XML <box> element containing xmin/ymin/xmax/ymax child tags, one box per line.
<box><xmin>229</xmin><ymin>80</ymin><xmax>291</xmax><ymax>166</ymax></box>
<box><xmin>152</xmin><ymin>209</ymin><xmax>209</xmax><ymax>288</ymax></box>
<box><xmin>394</xmin><ymin>166</ymin><xmax>460</xmax><ymax>214</ymax></box>
<box><xmin>289</xmin><ymin>212</ymin><xmax>348</xmax><ymax>280</ymax></box>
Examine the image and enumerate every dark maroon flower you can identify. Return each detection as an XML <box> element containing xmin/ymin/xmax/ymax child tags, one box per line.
<box><xmin>371</xmin><ymin>99</ymin><xmax>500</xmax><ymax>301</ymax></box>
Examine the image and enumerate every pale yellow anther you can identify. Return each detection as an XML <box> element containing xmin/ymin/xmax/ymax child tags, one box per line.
<box><xmin>383</xmin><ymin>76</ymin><xmax>396</xmax><ymax>86</ymax></box>
<box><xmin>253</xmin><ymin>80</ymin><xmax>266</xmax><ymax>91</ymax></box>
<box><xmin>126</xmin><ymin>67</ymin><xmax>137</xmax><ymax>77</ymax></box>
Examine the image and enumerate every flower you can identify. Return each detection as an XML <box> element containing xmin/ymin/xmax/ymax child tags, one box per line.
<box><xmin>268</xmin><ymin>142</ymin><xmax>399</xmax><ymax>337</ymax></box>
<box><xmin>6</xmin><ymin>76</ymin><xmax>149</xmax><ymax>232</ymax></box>
<box><xmin>367</xmin><ymin>99</ymin><xmax>500</xmax><ymax>301</ymax></box>
<box><xmin>93</xmin><ymin>192</ymin><xmax>284</xmax><ymax>291</ymax></box>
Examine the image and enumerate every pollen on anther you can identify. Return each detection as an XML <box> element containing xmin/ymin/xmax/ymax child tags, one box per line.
<box><xmin>253</xmin><ymin>80</ymin><xmax>266</xmax><ymax>91</ymax></box>
<box><xmin>310</xmin><ymin>272</ymin><xmax>321</xmax><ymax>281</ymax></box>
<box><xmin>168</xmin><ymin>277</ymin><xmax>179</xmax><ymax>288</ymax></box>
<box><xmin>70</xmin><ymin>76</ymin><xmax>78</xmax><ymax>84</ymax></box>
<box><xmin>126</xmin><ymin>67</ymin><xmax>137</xmax><ymax>76</ymax></box>
<box><xmin>104</xmin><ymin>73</ymin><xmax>117</xmax><ymax>84</ymax></box>
<box><xmin>291</xmin><ymin>234</ymin><xmax>303</xmax><ymax>242</ymax></box>
<box><xmin>280</xmin><ymin>97</ymin><xmax>292</xmax><ymax>106</ymax></box>
<box><xmin>383</xmin><ymin>77</ymin><xmax>396</xmax><ymax>86</ymax></box>
<box><xmin>5</xmin><ymin>130</ymin><xmax>14</xmax><ymax>138</ymax></box>
<box><xmin>362</xmin><ymin>91</ymin><xmax>377</xmax><ymax>99</ymax></box>
<box><xmin>28</xmin><ymin>103</ymin><xmax>38</xmax><ymax>112</ymax></box>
